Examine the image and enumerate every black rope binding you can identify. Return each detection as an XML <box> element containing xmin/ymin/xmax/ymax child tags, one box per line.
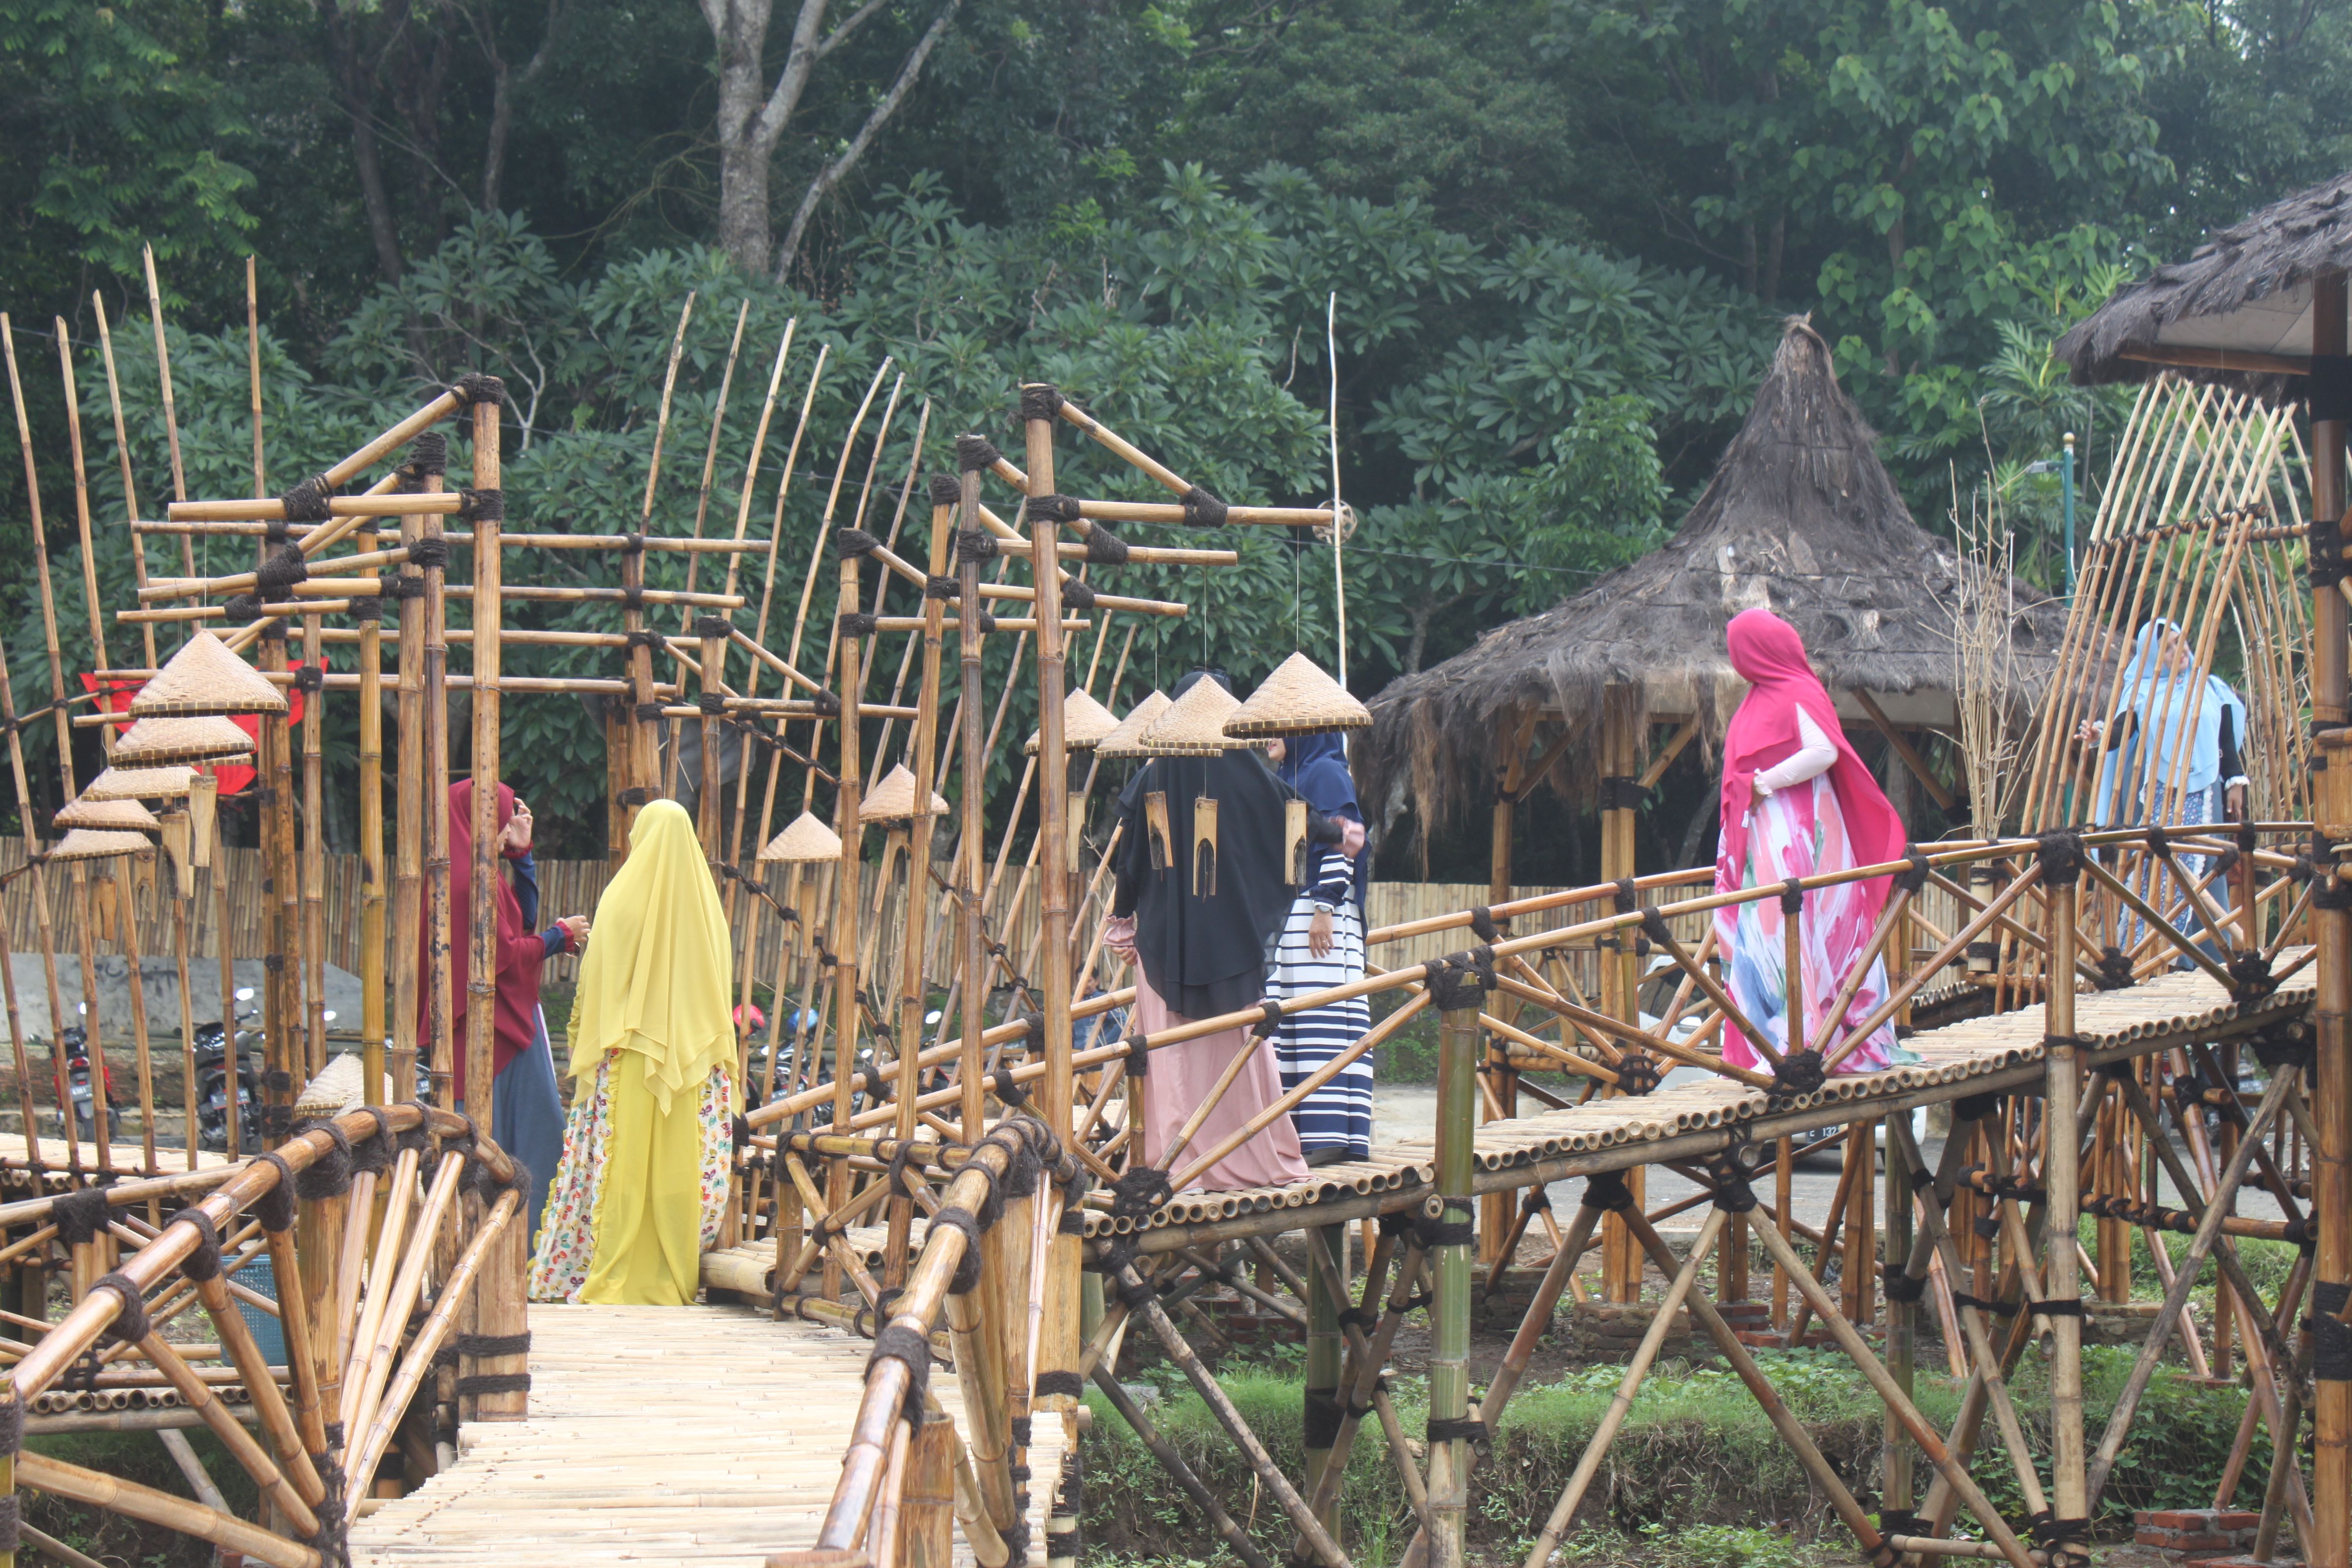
<box><xmin>1181</xmin><ymin>485</ymin><xmax>1227</xmax><ymax>527</ymax></box>
<box><xmin>1424</xmin><ymin>1416</ymin><xmax>1487</xmax><ymax>1446</ymax></box>
<box><xmin>1059</xmin><ymin>578</ymin><xmax>1097</xmax><ymax>611</ymax></box>
<box><xmin>449</xmin><ymin>373</ymin><xmax>507</xmax><ymax>409</ymax></box>
<box><xmin>1583</xmin><ymin>1171</ymin><xmax>1636</xmax><ymax>1213</ymax></box>
<box><xmin>956</xmin><ymin>528</ymin><xmax>998</xmax><ymax>563</ymax></box>
<box><xmin>89</xmin><ymin>1272</ymin><xmax>152</xmax><ymax>1346</ymax></box>
<box><xmin>1109</xmin><ymin>1167</ymin><xmax>1174</xmax><ymax>1220</ymax></box>
<box><xmin>172</xmin><ymin>1207</ymin><xmax>224</xmax><ymax>1281</ymax></box>
<box><xmin>51</xmin><ymin>1186</ymin><xmax>110</xmax><ymax>1249</ymax></box>
<box><xmin>1121</xmin><ymin>1032</ymin><xmax>1148</xmax><ymax>1078</ymax></box>
<box><xmin>868</xmin><ymin>1322</ymin><xmax>936</xmax><ymax>1419</ymax></box>
<box><xmin>2313</xmin><ymin>1280</ymin><xmax>2352</xmax><ymax>1383</ymax></box>
<box><xmin>1613</xmin><ymin>1051</ymin><xmax>1662</xmax><ymax>1097</ymax></box>
<box><xmin>1020</xmin><ymin>384</ymin><xmax>1065</xmax><ymax>422</ymax></box>
<box><xmin>928</xmin><ymin>473</ymin><xmax>963</xmax><ymax>507</ymax></box>
<box><xmin>2035</xmin><ymin>828</ymin><xmax>2086</xmax><ymax>886</ymax></box>
<box><xmin>1768</xmin><ymin>1049</ymin><xmax>1827</xmax><ymax>1101</ymax></box>
<box><xmin>1895</xmin><ymin>845</ymin><xmax>1934</xmax><ymax>894</ymax></box>
<box><xmin>957</xmin><ymin>434</ymin><xmax>1002</xmax><ymax>473</ymax></box>
<box><xmin>456</xmin><ymin>487</ymin><xmax>503</xmax><ymax>522</ymax></box>
<box><xmin>1881</xmin><ymin>1265</ymin><xmax>1928</xmax><ymax>1304</ymax></box>
<box><xmin>2093</xmin><ymin>944</ymin><xmax>2134</xmax><ymax>989</ymax></box>
<box><xmin>1025</xmin><ymin>494</ymin><xmax>1081</xmax><ymax>525</ymax></box>
<box><xmin>1701</xmin><ymin>1152</ymin><xmax>1759</xmax><ymax>1213</ymax></box>
<box><xmin>1084</xmin><ymin>527</ymin><xmax>1129</xmax><ymax>564</ymax></box>
<box><xmin>278</xmin><ymin>474</ymin><xmax>337</xmax><ymax>523</ymax></box>
<box><xmin>1424</xmin><ymin>946</ymin><xmax>1497</xmax><ymax>1012</ymax></box>
<box><xmin>834</xmin><ymin>528</ymin><xmax>882</xmax><ymax>559</ymax></box>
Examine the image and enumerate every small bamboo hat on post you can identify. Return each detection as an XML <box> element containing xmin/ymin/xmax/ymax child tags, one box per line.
<box><xmin>126</xmin><ymin>630</ymin><xmax>289</xmax><ymax>718</ymax></box>
<box><xmin>1092</xmin><ymin>690</ymin><xmax>1173</xmax><ymax>759</ymax></box>
<box><xmin>1025</xmin><ymin>687</ymin><xmax>1122</xmax><ymax>754</ymax></box>
<box><xmin>1223</xmin><ymin>651</ymin><xmax>1371</xmax><ymax>738</ymax></box>
<box><xmin>759</xmin><ymin>810</ymin><xmax>846</xmax><ymax>862</ymax></box>
<box><xmin>81</xmin><ymin>765</ymin><xmax>196</xmax><ymax>802</ymax></box>
<box><xmin>52</xmin><ymin>796</ymin><xmax>161</xmax><ymax>832</ymax></box>
<box><xmin>45</xmin><ymin>828</ymin><xmax>155</xmax><ymax>862</ymax></box>
<box><xmin>859</xmin><ymin>763</ymin><xmax>951</xmax><ymax>823</ymax></box>
<box><xmin>1137</xmin><ymin>676</ymin><xmax>1243</xmax><ymax>755</ymax></box>
<box><xmin>108</xmin><ymin>716</ymin><xmax>256</xmax><ymax>768</ymax></box>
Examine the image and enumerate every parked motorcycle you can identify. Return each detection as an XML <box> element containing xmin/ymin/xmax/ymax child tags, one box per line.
<box><xmin>54</xmin><ymin>1002</ymin><xmax>124</xmax><ymax>1143</ymax></box>
<box><xmin>193</xmin><ymin>987</ymin><xmax>262</xmax><ymax>1155</ymax></box>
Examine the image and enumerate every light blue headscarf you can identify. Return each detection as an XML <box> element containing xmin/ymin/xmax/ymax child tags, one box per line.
<box><xmin>2092</xmin><ymin>620</ymin><xmax>2247</xmax><ymax>825</ymax></box>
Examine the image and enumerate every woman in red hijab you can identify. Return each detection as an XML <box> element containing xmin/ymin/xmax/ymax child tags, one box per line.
<box><xmin>1712</xmin><ymin>608</ymin><xmax>1915</xmax><ymax>1076</ymax></box>
<box><xmin>424</xmin><ymin>780</ymin><xmax>587</xmax><ymax>1235</ymax></box>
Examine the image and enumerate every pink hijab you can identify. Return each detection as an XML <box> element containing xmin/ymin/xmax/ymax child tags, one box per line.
<box><xmin>1716</xmin><ymin>609</ymin><xmax>1906</xmax><ymax>900</ymax></box>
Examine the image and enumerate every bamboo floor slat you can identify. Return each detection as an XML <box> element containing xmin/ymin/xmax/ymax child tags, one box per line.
<box><xmin>1065</xmin><ymin>957</ymin><xmax>2313</xmax><ymax>1247</ymax></box>
<box><xmin>348</xmin><ymin>1302</ymin><xmax>1059</xmax><ymax>1567</ymax></box>
<box><xmin>0</xmin><ymin>1133</ymin><xmax>235</xmax><ymax>1183</ymax></box>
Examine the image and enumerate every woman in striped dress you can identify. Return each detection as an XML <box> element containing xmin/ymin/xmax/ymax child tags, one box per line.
<box><xmin>1265</xmin><ymin>733</ymin><xmax>1372</xmax><ymax>1164</ymax></box>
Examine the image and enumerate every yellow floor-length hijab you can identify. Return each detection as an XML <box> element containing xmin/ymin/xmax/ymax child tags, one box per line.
<box><xmin>570</xmin><ymin>800</ymin><xmax>739</xmax><ymax>1304</ymax></box>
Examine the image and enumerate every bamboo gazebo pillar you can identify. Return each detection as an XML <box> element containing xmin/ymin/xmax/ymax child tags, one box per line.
<box><xmin>2308</xmin><ymin>271</ymin><xmax>2352</xmax><ymax>1568</ymax></box>
<box><xmin>1022</xmin><ymin>385</ymin><xmax>1082</xmax><ymax>1413</ymax></box>
<box><xmin>1598</xmin><ymin>687</ymin><xmax>1645</xmax><ymax>1302</ymax></box>
<box><xmin>356</xmin><ymin>518</ymin><xmax>387</xmax><ymax>1107</ymax></box>
<box><xmin>2042</xmin><ymin>834</ymin><xmax>2090</xmax><ymax>1565</ymax></box>
<box><xmin>1426</xmin><ymin>969</ymin><xmax>1488</xmax><ymax>1568</ymax></box>
<box><xmin>1480</xmin><ymin>710</ymin><xmax>1529</xmax><ymax>1265</ymax></box>
<box><xmin>825</xmin><ymin>535</ymin><xmax>867</xmax><ymax>1304</ymax></box>
<box><xmin>954</xmin><ymin>443</ymin><xmax>991</xmax><ymax>1141</ymax></box>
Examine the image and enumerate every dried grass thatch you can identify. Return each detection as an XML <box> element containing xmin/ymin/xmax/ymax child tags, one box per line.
<box><xmin>2056</xmin><ymin>170</ymin><xmax>2352</xmax><ymax>391</ymax></box>
<box><xmin>1355</xmin><ymin>319</ymin><xmax>2068</xmax><ymax>835</ymax></box>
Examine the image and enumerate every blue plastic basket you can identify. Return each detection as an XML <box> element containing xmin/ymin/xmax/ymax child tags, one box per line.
<box><xmin>232</xmin><ymin>1255</ymin><xmax>286</xmax><ymax>1366</ymax></box>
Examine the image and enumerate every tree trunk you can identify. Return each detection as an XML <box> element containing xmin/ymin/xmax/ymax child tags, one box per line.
<box><xmin>713</xmin><ymin>0</ymin><xmax>782</xmax><ymax>277</ymax></box>
<box><xmin>321</xmin><ymin>0</ymin><xmax>409</xmax><ymax>285</ymax></box>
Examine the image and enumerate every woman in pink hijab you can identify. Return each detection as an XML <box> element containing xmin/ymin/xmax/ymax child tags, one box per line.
<box><xmin>1712</xmin><ymin>608</ymin><xmax>1915</xmax><ymax>1076</ymax></box>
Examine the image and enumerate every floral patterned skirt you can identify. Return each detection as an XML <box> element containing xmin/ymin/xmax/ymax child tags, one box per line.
<box><xmin>528</xmin><ymin>1054</ymin><xmax>733</xmax><ymax>1304</ymax></box>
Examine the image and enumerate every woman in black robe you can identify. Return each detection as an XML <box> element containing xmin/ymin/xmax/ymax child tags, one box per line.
<box><xmin>1101</xmin><ymin>671</ymin><xmax>1312</xmax><ymax>1190</ymax></box>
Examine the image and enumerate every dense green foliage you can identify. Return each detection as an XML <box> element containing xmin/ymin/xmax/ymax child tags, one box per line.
<box><xmin>4</xmin><ymin>0</ymin><xmax>2348</xmax><ymax>857</ymax></box>
<box><xmin>1087</xmin><ymin>1343</ymin><xmax>2276</xmax><ymax>1563</ymax></box>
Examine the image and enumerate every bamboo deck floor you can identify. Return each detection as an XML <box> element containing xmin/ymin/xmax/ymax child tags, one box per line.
<box><xmin>349</xmin><ymin>1302</ymin><xmax>1060</xmax><ymax>1567</ymax></box>
<box><xmin>1079</xmin><ymin>957</ymin><xmax>2315</xmax><ymax>1250</ymax></box>
<box><xmin>0</xmin><ymin>1132</ymin><xmax>233</xmax><ymax>1183</ymax></box>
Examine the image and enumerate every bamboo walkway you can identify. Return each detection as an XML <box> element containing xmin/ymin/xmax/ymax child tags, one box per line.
<box><xmin>349</xmin><ymin>1303</ymin><xmax>1060</xmax><ymax>1568</ymax></box>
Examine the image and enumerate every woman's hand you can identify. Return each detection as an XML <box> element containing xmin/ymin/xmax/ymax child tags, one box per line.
<box><xmin>2073</xmin><ymin>717</ymin><xmax>2105</xmax><ymax>747</ymax></box>
<box><xmin>1308</xmin><ymin>907</ymin><xmax>1334</xmax><ymax>958</ymax></box>
<box><xmin>1101</xmin><ymin>914</ymin><xmax>1137</xmax><ymax>960</ymax></box>
<box><xmin>1748</xmin><ymin>778</ymin><xmax>1768</xmax><ymax>807</ymax></box>
<box><xmin>557</xmin><ymin>914</ymin><xmax>589</xmax><ymax>953</ymax></box>
<box><xmin>498</xmin><ymin>799</ymin><xmax>536</xmax><ymax>856</ymax></box>
<box><xmin>2226</xmin><ymin>782</ymin><xmax>2247</xmax><ymax>821</ymax></box>
<box><xmin>1338</xmin><ymin>818</ymin><xmax>1367</xmax><ymax>859</ymax></box>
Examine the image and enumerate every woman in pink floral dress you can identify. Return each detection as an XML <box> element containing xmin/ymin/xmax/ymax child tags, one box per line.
<box><xmin>1712</xmin><ymin>609</ymin><xmax>1916</xmax><ymax>1078</ymax></box>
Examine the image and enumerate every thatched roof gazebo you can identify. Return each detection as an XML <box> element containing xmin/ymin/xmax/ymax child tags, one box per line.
<box><xmin>1356</xmin><ymin>318</ymin><xmax>2069</xmax><ymax>885</ymax></box>
<box><xmin>2055</xmin><ymin>170</ymin><xmax>2352</xmax><ymax>391</ymax></box>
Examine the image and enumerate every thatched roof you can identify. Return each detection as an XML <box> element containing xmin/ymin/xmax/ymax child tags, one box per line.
<box><xmin>1356</xmin><ymin>319</ymin><xmax>2068</xmax><ymax>833</ymax></box>
<box><xmin>2055</xmin><ymin>169</ymin><xmax>2352</xmax><ymax>390</ymax></box>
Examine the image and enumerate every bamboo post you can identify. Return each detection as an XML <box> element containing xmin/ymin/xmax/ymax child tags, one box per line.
<box><xmin>302</xmin><ymin>603</ymin><xmax>327</xmax><ymax>1083</ymax></box>
<box><xmin>827</xmin><ymin>538</ymin><xmax>866</xmax><ymax>1303</ymax></box>
<box><xmin>393</xmin><ymin>435</ymin><xmax>441</xmax><ymax>1109</ymax></box>
<box><xmin>1426</xmin><ymin>981</ymin><xmax>1483</xmax><ymax>1568</ymax></box>
<box><xmin>355</xmin><ymin>514</ymin><xmax>386</xmax><ymax>1107</ymax></box>
<box><xmin>1022</xmin><ymin>386</ymin><xmax>1082</xmax><ymax>1419</ymax></box>
<box><xmin>2310</xmin><ymin>270</ymin><xmax>2352</xmax><ymax>1568</ymax></box>
<box><xmin>1885</xmin><ymin>1104</ymin><xmax>1917</xmax><ymax>1524</ymax></box>
<box><xmin>2041</xmin><ymin>836</ymin><xmax>2091</xmax><ymax>1568</ymax></box>
<box><xmin>1304</xmin><ymin>1225</ymin><xmax>1342</xmax><ymax>1532</ymax></box>
<box><xmin>886</xmin><ymin>477</ymin><xmax>957</xmax><ymax>1288</ymax></box>
<box><xmin>1598</xmin><ymin>687</ymin><xmax>1644</xmax><ymax>1302</ymax></box>
<box><xmin>1483</xmin><ymin>710</ymin><xmax>1528</xmax><ymax>1263</ymax></box>
<box><xmin>421</xmin><ymin>427</ymin><xmax>455</xmax><ymax>1107</ymax></box>
<box><xmin>467</xmin><ymin>380</ymin><xmax>505</xmax><ymax>1138</ymax></box>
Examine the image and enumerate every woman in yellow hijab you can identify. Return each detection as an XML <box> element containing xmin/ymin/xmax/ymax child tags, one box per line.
<box><xmin>529</xmin><ymin>801</ymin><xmax>740</xmax><ymax>1304</ymax></box>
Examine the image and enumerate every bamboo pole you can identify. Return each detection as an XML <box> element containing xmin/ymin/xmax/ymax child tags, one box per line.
<box><xmin>467</xmin><ymin>380</ymin><xmax>505</xmax><ymax>1135</ymax></box>
<box><xmin>827</xmin><ymin>538</ymin><xmax>867</xmax><ymax>1303</ymax></box>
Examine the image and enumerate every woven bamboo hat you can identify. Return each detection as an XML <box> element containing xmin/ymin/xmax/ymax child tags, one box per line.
<box><xmin>1024</xmin><ymin>687</ymin><xmax>1122</xmax><ymax>754</ymax></box>
<box><xmin>109</xmin><ymin>716</ymin><xmax>254</xmax><ymax>767</ymax></box>
<box><xmin>127</xmin><ymin>630</ymin><xmax>289</xmax><ymax>718</ymax></box>
<box><xmin>1224</xmin><ymin>651</ymin><xmax>1371</xmax><ymax>738</ymax></box>
<box><xmin>53</xmin><ymin>796</ymin><xmax>161</xmax><ymax>832</ymax></box>
<box><xmin>859</xmin><ymin>763</ymin><xmax>950</xmax><ymax>823</ymax></box>
<box><xmin>83</xmin><ymin>764</ymin><xmax>196</xmax><ymax>801</ymax></box>
<box><xmin>46</xmin><ymin>829</ymin><xmax>153</xmax><ymax>861</ymax></box>
<box><xmin>760</xmin><ymin>810</ymin><xmax>845</xmax><ymax>862</ymax></box>
<box><xmin>1093</xmin><ymin>690</ymin><xmax>1172</xmax><ymax>758</ymax></box>
<box><xmin>1137</xmin><ymin>677</ymin><xmax>1242</xmax><ymax>755</ymax></box>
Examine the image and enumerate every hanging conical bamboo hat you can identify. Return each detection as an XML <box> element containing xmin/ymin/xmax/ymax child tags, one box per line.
<box><xmin>109</xmin><ymin>716</ymin><xmax>255</xmax><ymax>767</ymax></box>
<box><xmin>859</xmin><ymin>763</ymin><xmax>950</xmax><ymax>822</ymax></box>
<box><xmin>83</xmin><ymin>764</ymin><xmax>196</xmax><ymax>801</ymax></box>
<box><xmin>1024</xmin><ymin>687</ymin><xmax>1123</xmax><ymax>754</ymax></box>
<box><xmin>53</xmin><ymin>795</ymin><xmax>160</xmax><ymax>832</ymax></box>
<box><xmin>760</xmin><ymin>810</ymin><xmax>845</xmax><ymax>862</ymax></box>
<box><xmin>1137</xmin><ymin>677</ymin><xmax>1243</xmax><ymax>755</ymax></box>
<box><xmin>1224</xmin><ymin>651</ymin><xmax>1372</xmax><ymax>738</ymax></box>
<box><xmin>1093</xmin><ymin>690</ymin><xmax>1172</xmax><ymax>758</ymax></box>
<box><xmin>295</xmin><ymin>1052</ymin><xmax>367</xmax><ymax>1117</ymax></box>
<box><xmin>126</xmin><ymin>630</ymin><xmax>289</xmax><ymax>718</ymax></box>
<box><xmin>46</xmin><ymin>829</ymin><xmax>153</xmax><ymax>861</ymax></box>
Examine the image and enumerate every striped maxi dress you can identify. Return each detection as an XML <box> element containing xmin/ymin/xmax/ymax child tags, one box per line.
<box><xmin>1267</xmin><ymin>845</ymin><xmax>1372</xmax><ymax>1159</ymax></box>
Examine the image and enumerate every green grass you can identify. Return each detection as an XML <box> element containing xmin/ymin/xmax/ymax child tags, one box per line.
<box><xmin>1083</xmin><ymin>1344</ymin><xmax>2271</xmax><ymax>1565</ymax></box>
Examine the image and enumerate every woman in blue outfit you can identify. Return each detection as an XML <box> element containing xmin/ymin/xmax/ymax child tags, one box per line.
<box><xmin>1263</xmin><ymin>732</ymin><xmax>1372</xmax><ymax>1165</ymax></box>
<box><xmin>2079</xmin><ymin>619</ymin><xmax>2250</xmax><ymax>961</ymax></box>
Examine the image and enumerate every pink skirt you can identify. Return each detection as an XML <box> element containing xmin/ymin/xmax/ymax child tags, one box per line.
<box><xmin>1135</xmin><ymin>972</ymin><xmax>1309</xmax><ymax>1192</ymax></box>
